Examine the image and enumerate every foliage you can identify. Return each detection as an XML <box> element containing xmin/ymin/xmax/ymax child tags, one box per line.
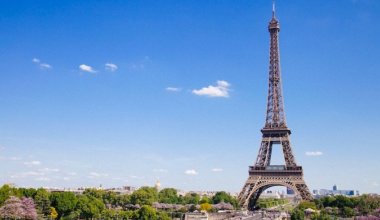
<box><xmin>200</xmin><ymin>202</ymin><xmax>212</xmax><ymax>212</ymax></box>
<box><xmin>158</xmin><ymin>188</ymin><xmax>179</xmax><ymax>204</ymax></box>
<box><xmin>0</xmin><ymin>196</ymin><xmax>25</xmax><ymax>219</ymax></box>
<box><xmin>182</xmin><ymin>193</ymin><xmax>200</xmax><ymax>205</ymax></box>
<box><xmin>34</xmin><ymin>188</ymin><xmax>51</xmax><ymax>216</ymax></box>
<box><xmin>291</xmin><ymin>208</ymin><xmax>305</xmax><ymax>220</ymax></box>
<box><xmin>49</xmin><ymin>191</ymin><xmax>78</xmax><ymax>218</ymax></box>
<box><xmin>50</xmin><ymin>207</ymin><xmax>58</xmax><ymax>219</ymax></box>
<box><xmin>131</xmin><ymin>187</ymin><xmax>158</xmax><ymax>206</ymax></box>
<box><xmin>211</xmin><ymin>191</ymin><xmax>238</xmax><ymax>208</ymax></box>
<box><xmin>22</xmin><ymin>197</ymin><xmax>38</xmax><ymax>220</ymax></box>
<box><xmin>0</xmin><ymin>185</ymin><xmax>21</xmax><ymax>206</ymax></box>
<box><xmin>76</xmin><ymin>194</ymin><xmax>105</xmax><ymax>219</ymax></box>
<box><xmin>138</xmin><ymin>205</ymin><xmax>157</xmax><ymax>220</ymax></box>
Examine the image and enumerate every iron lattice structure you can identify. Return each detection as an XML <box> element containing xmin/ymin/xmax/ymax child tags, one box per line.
<box><xmin>238</xmin><ymin>7</ymin><xmax>312</xmax><ymax>211</ymax></box>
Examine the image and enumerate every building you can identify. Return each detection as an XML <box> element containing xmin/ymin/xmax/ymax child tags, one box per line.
<box><xmin>313</xmin><ymin>185</ymin><xmax>358</xmax><ymax>197</ymax></box>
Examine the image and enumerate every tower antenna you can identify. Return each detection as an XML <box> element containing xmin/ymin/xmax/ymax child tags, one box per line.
<box><xmin>272</xmin><ymin>0</ymin><xmax>276</xmax><ymax>17</ymax></box>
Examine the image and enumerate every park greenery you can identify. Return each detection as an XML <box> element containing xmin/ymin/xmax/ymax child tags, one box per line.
<box><xmin>291</xmin><ymin>195</ymin><xmax>380</xmax><ymax>220</ymax></box>
<box><xmin>0</xmin><ymin>184</ymin><xmax>238</xmax><ymax>219</ymax></box>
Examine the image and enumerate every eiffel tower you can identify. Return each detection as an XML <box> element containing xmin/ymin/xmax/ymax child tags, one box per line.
<box><xmin>238</xmin><ymin>3</ymin><xmax>313</xmax><ymax>210</ymax></box>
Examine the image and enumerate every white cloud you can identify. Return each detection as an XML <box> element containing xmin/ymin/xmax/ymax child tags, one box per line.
<box><xmin>192</xmin><ymin>80</ymin><xmax>231</xmax><ymax>98</ymax></box>
<box><xmin>88</xmin><ymin>172</ymin><xmax>108</xmax><ymax>178</ymax></box>
<box><xmin>11</xmin><ymin>171</ymin><xmax>44</xmax><ymax>178</ymax></box>
<box><xmin>105</xmin><ymin>63</ymin><xmax>118</xmax><ymax>72</ymax></box>
<box><xmin>38</xmin><ymin>168</ymin><xmax>60</xmax><ymax>172</ymax></box>
<box><xmin>166</xmin><ymin>87</ymin><xmax>181</xmax><ymax>92</ymax></box>
<box><xmin>32</xmin><ymin>58</ymin><xmax>52</xmax><ymax>70</ymax></box>
<box><xmin>79</xmin><ymin>64</ymin><xmax>96</xmax><ymax>73</ymax></box>
<box><xmin>9</xmin><ymin>157</ymin><xmax>22</xmax><ymax>161</ymax></box>
<box><xmin>130</xmin><ymin>175</ymin><xmax>144</xmax><ymax>179</ymax></box>
<box><xmin>63</xmin><ymin>177</ymin><xmax>71</xmax><ymax>181</ymax></box>
<box><xmin>305</xmin><ymin>151</ymin><xmax>323</xmax><ymax>156</ymax></box>
<box><xmin>211</xmin><ymin>168</ymin><xmax>223</xmax><ymax>172</ymax></box>
<box><xmin>153</xmin><ymin>169</ymin><xmax>168</xmax><ymax>173</ymax></box>
<box><xmin>24</xmin><ymin>160</ymin><xmax>41</xmax><ymax>166</ymax></box>
<box><xmin>372</xmin><ymin>182</ymin><xmax>379</xmax><ymax>187</ymax></box>
<box><xmin>66</xmin><ymin>172</ymin><xmax>77</xmax><ymax>176</ymax></box>
<box><xmin>39</xmin><ymin>63</ymin><xmax>52</xmax><ymax>70</ymax></box>
<box><xmin>35</xmin><ymin>177</ymin><xmax>50</xmax><ymax>181</ymax></box>
<box><xmin>184</xmin><ymin>169</ymin><xmax>198</xmax><ymax>175</ymax></box>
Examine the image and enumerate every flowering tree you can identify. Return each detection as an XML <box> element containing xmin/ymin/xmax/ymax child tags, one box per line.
<box><xmin>22</xmin><ymin>197</ymin><xmax>37</xmax><ymax>220</ymax></box>
<box><xmin>0</xmin><ymin>196</ymin><xmax>25</xmax><ymax>219</ymax></box>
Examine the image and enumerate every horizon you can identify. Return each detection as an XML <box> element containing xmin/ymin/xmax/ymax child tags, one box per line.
<box><xmin>1</xmin><ymin>1</ymin><xmax>379</xmax><ymax>194</ymax></box>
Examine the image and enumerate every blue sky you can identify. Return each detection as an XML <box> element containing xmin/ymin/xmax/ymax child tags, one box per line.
<box><xmin>0</xmin><ymin>0</ymin><xmax>380</xmax><ymax>194</ymax></box>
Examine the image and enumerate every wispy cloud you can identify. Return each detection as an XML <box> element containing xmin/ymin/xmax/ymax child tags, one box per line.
<box><xmin>130</xmin><ymin>175</ymin><xmax>145</xmax><ymax>179</ymax></box>
<box><xmin>153</xmin><ymin>168</ymin><xmax>168</xmax><ymax>173</ymax></box>
<box><xmin>211</xmin><ymin>168</ymin><xmax>223</xmax><ymax>172</ymax></box>
<box><xmin>88</xmin><ymin>172</ymin><xmax>108</xmax><ymax>178</ymax></box>
<box><xmin>24</xmin><ymin>160</ymin><xmax>41</xmax><ymax>166</ymax></box>
<box><xmin>305</xmin><ymin>151</ymin><xmax>323</xmax><ymax>156</ymax></box>
<box><xmin>184</xmin><ymin>169</ymin><xmax>198</xmax><ymax>175</ymax></box>
<box><xmin>105</xmin><ymin>63</ymin><xmax>118</xmax><ymax>72</ymax></box>
<box><xmin>38</xmin><ymin>168</ymin><xmax>60</xmax><ymax>172</ymax></box>
<box><xmin>11</xmin><ymin>171</ymin><xmax>44</xmax><ymax>178</ymax></box>
<box><xmin>128</xmin><ymin>56</ymin><xmax>151</xmax><ymax>71</ymax></box>
<box><xmin>35</xmin><ymin>177</ymin><xmax>50</xmax><ymax>181</ymax></box>
<box><xmin>79</xmin><ymin>64</ymin><xmax>96</xmax><ymax>73</ymax></box>
<box><xmin>192</xmin><ymin>80</ymin><xmax>231</xmax><ymax>98</ymax></box>
<box><xmin>32</xmin><ymin>58</ymin><xmax>52</xmax><ymax>70</ymax></box>
<box><xmin>9</xmin><ymin>157</ymin><xmax>22</xmax><ymax>161</ymax></box>
<box><xmin>166</xmin><ymin>87</ymin><xmax>181</xmax><ymax>92</ymax></box>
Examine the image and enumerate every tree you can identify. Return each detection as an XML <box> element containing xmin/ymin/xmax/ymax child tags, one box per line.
<box><xmin>291</xmin><ymin>208</ymin><xmax>305</xmax><ymax>220</ymax></box>
<box><xmin>34</xmin><ymin>188</ymin><xmax>51</xmax><ymax>216</ymax></box>
<box><xmin>182</xmin><ymin>193</ymin><xmax>200</xmax><ymax>205</ymax></box>
<box><xmin>342</xmin><ymin>206</ymin><xmax>355</xmax><ymax>218</ymax></box>
<box><xmin>200</xmin><ymin>203</ymin><xmax>212</xmax><ymax>212</ymax></box>
<box><xmin>0</xmin><ymin>196</ymin><xmax>25</xmax><ymax>219</ymax></box>
<box><xmin>199</xmin><ymin>196</ymin><xmax>211</xmax><ymax>204</ymax></box>
<box><xmin>211</xmin><ymin>191</ymin><xmax>238</xmax><ymax>208</ymax></box>
<box><xmin>158</xmin><ymin>188</ymin><xmax>179</xmax><ymax>204</ymax></box>
<box><xmin>0</xmin><ymin>184</ymin><xmax>21</xmax><ymax>206</ymax></box>
<box><xmin>50</xmin><ymin>191</ymin><xmax>78</xmax><ymax>218</ymax></box>
<box><xmin>138</xmin><ymin>205</ymin><xmax>157</xmax><ymax>220</ymax></box>
<box><xmin>131</xmin><ymin>187</ymin><xmax>158</xmax><ymax>206</ymax></box>
<box><xmin>50</xmin><ymin>207</ymin><xmax>58</xmax><ymax>219</ymax></box>
<box><xmin>22</xmin><ymin>197</ymin><xmax>37</xmax><ymax>220</ymax></box>
<box><xmin>76</xmin><ymin>195</ymin><xmax>105</xmax><ymax>219</ymax></box>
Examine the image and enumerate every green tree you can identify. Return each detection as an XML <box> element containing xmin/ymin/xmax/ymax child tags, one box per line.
<box><xmin>157</xmin><ymin>211</ymin><xmax>171</xmax><ymax>220</ymax></box>
<box><xmin>138</xmin><ymin>205</ymin><xmax>157</xmax><ymax>220</ymax></box>
<box><xmin>158</xmin><ymin>188</ymin><xmax>179</xmax><ymax>204</ymax></box>
<box><xmin>76</xmin><ymin>195</ymin><xmax>105</xmax><ymax>219</ymax></box>
<box><xmin>291</xmin><ymin>208</ymin><xmax>305</xmax><ymax>220</ymax></box>
<box><xmin>211</xmin><ymin>191</ymin><xmax>238</xmax><ymax>208</ymax></box>
<box><xmin>341</xmin><ymin>206</ymin><xmax>355</xmax><ymax>217</ymax></box>
<box><xmin>131</xmin><ymin>187</ymin><xmax>158</xmax><ymax>206</ymax></box>
<box><xmin>199</xmin><ymin>196</ymin><xmax>211</xmax><ymax>204</ymax></box>
<box><xmin>50</xmin><ymin>191</ymin><xmax>78</xmax><ymax>218</ymax></box>
<box><xmin>34</xmin><ymin>188</ymin><xmax>51</xmax><ymax>216</ymax></box>
<box><xmin>182</xmin><ymin>193</ymin><xmax>200</xmax><ymax>205</ymax></box>
<box><xmin>0</xmin><ymin>184</ymin><xmax>21</xmax><ymax>206</ymax></box>
<box><xmin>19</xmin><ymin>188</ymin><xmax>37</xmax><ymax>198</ymax></box>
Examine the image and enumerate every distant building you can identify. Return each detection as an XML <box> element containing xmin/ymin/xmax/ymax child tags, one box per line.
<box><xmin>287</xmin><ymin>187</ymin><xmax>295</xmax><ymax>195</ymax></box>
<box><xmin>313</xmin><ymin>185</ymin><xmax>357</xmax><ymax>197</ymax></box>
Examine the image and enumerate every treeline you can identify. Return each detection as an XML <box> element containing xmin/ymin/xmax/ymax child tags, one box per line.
<box><xmin>291</xmin><ymin>195</ymin><xmax>380</xmax><ymax>220</ymax></box>
<box><xmin>0</xmin><ymin>184</ymin><xmax>238</xmax><ymax>220</ymax></box>
<box><xmin>257</xmin><ymin>198</ymin><xmax>288</xmax><ymax>209</ymax></box>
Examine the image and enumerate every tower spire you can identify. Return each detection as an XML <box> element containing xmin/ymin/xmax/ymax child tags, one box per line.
<box><xmin>272</xmin><ymin>0</ymin><xmax>276</xmax><ymax>18</ymax></box>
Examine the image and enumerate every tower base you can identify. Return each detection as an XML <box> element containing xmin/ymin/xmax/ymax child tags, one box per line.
<box><xmin>238</xmin><ymin>166</ymin><xmax>313</xmax><ymax>210</ymax></box>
